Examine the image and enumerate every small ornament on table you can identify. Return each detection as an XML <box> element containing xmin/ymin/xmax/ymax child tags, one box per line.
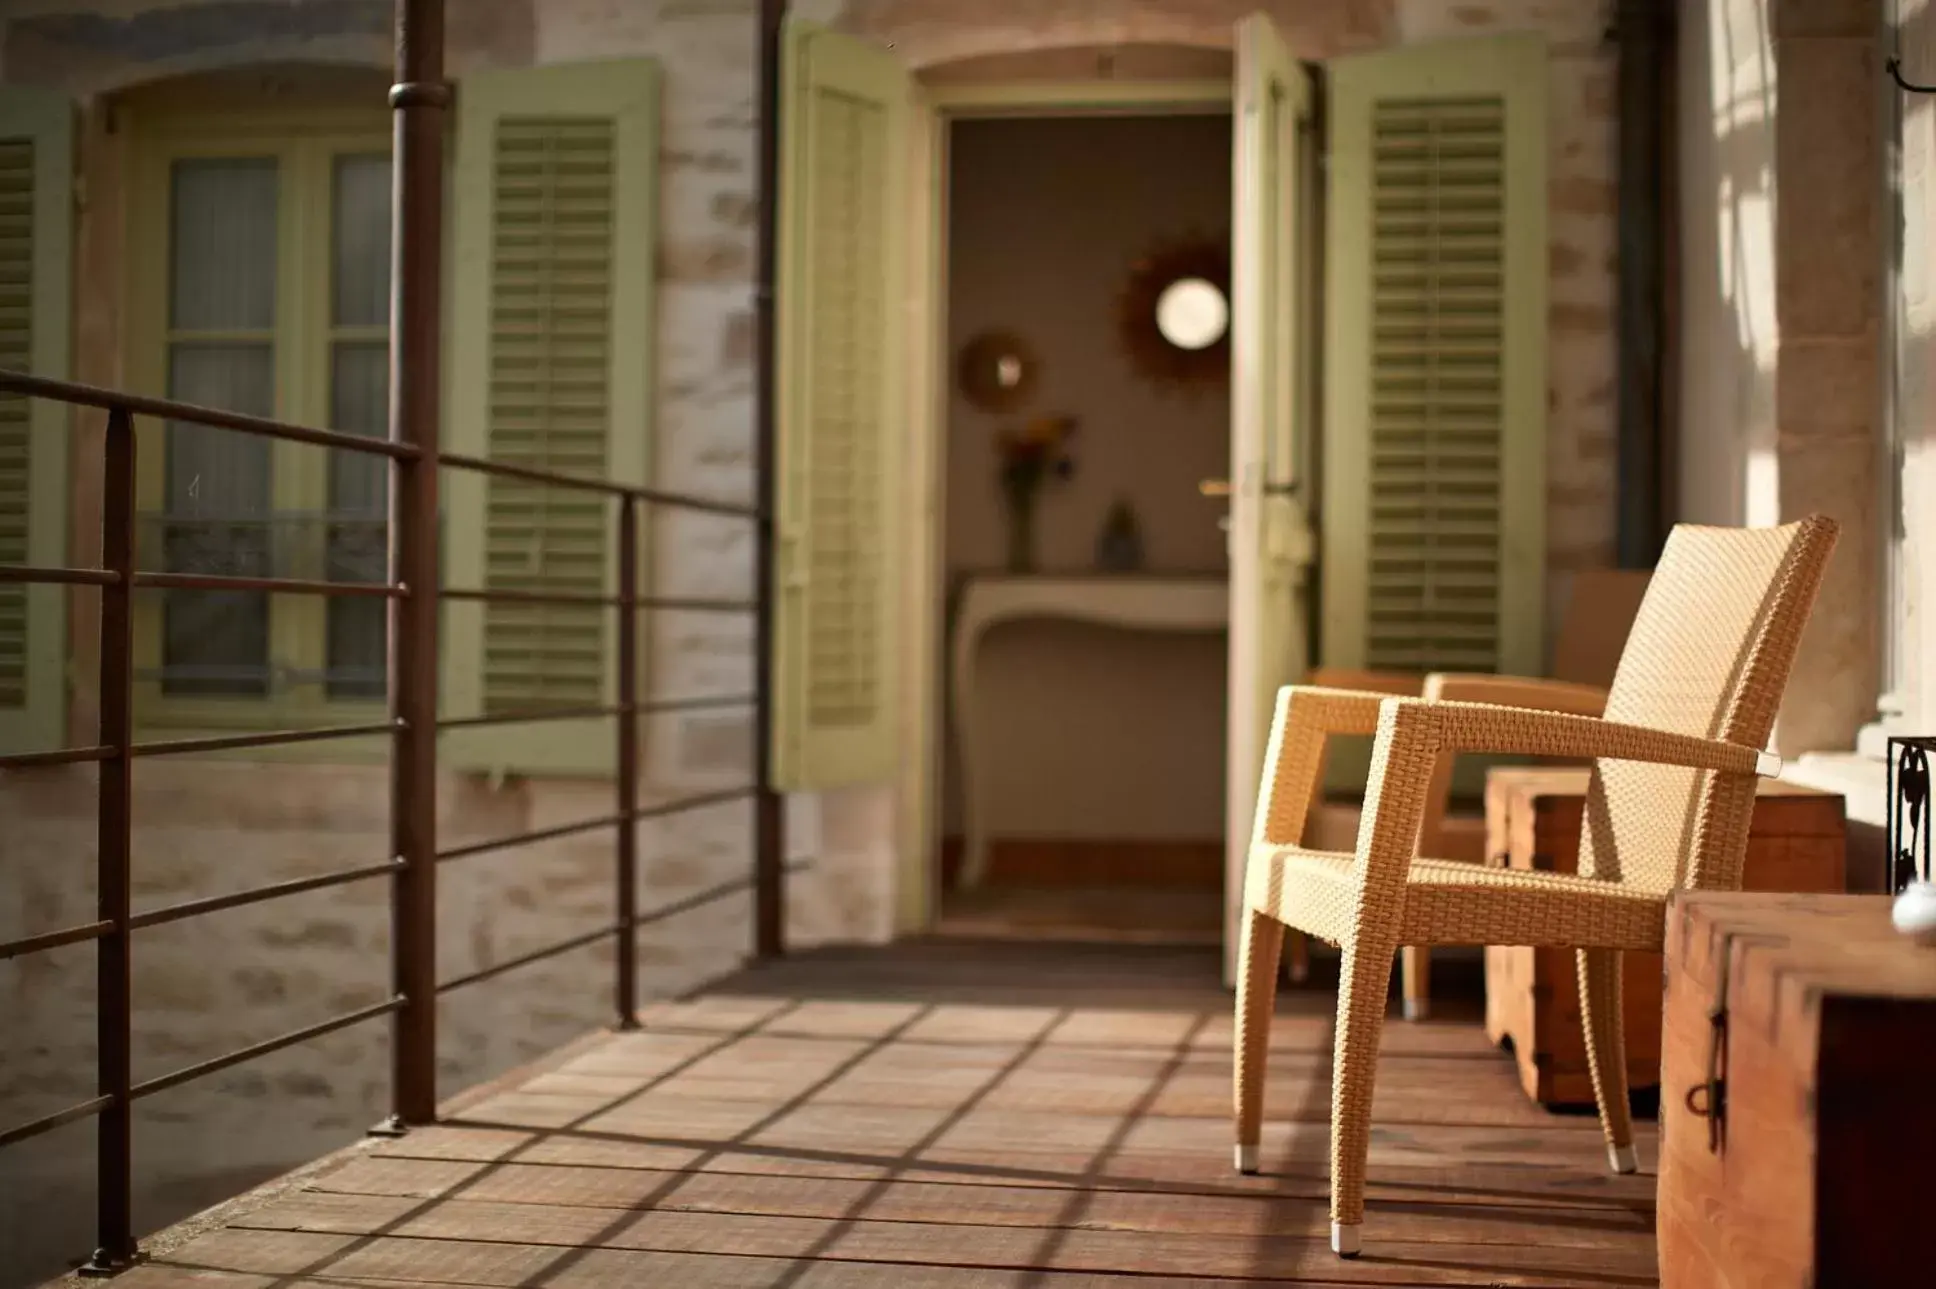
<box><xmin>1094</xmin><ymin>497</ymin><xmax>1145</xmax><ymax>572</ymax></box>
<box><xmin>996</xmin><ymin>413</ymin><xmax>1077</xmax><ymax>573</ymax></box>
<box><xmin>1888</xmin><ymin>736</ymin><xmax>1936</xmax><ymax>943</ymax></box>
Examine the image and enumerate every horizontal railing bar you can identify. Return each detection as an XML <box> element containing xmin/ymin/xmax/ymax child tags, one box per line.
<box><xmin>630</xmin><ymin>785</ymin><xmax>757</xmax><ymax>823</ymax></box>
<box><xmin>633</xmin><ymin>855</ymin><xmax>812</xmax><ymax>930</ymax></box>
<box><xmin>0</xmin><ymin>564</ymin><xmax>121</xmax><ymax>587</ymax></box>
<box><xmin>439</xmin><ymin>450</ymin><xmax>760</xmax><ymax>519</ymax></box>
<box><xmin>436</xmin><ymin>704</ymin><xmax>619</xmax><ymax>731</ymax></box>
<box><xmin>434</xmin><ymin>693</ymin><xmax>753</xmax><ymax>733</ymax></box>
<box><xmin>133</xmin><ymin>572</ymin><xmax>404</xmax><ymax>599</ymax></box>
<box><xmin>130</xmin><ymin>996</ymin><xmax>403</xmax><ymax>1101</ymax></box>
<box><xmin>0</xmin><ymin>370</ymin><xmax>421</xmax><ymax>460</ymax></box>
<box><xmin>0</xmin><ymin>919</ymin><xmax>113</xmax><ymax>962</ymax></box>
<box><xmin>0</xmin><ymin>1096</ymin><xmax>114</xmax><ymax>1150</ymax></box>
<box><xmin>642</xmin><ymin>596</ymin><xmax>759</xmax><ymax>614</ymax></box>
<box><xmin>131</xmin><ymin>720</ymin><xmax>402</xmax><ymax>758</ymax></box>
<box><xmin>441</xmin><ymin>585</ymin><xmax>610</xmax><ymax>608</ymax></box>
<box><xmin>440</xmin><ymin>588</ymin><xmax>760</xmax><ymax>614</ymax></box>
<box><xmin>130</xmin><ymin>860</ymin><xmax>405</xmax><ymax>931</ymax></box>
<box><xmin>0</xmin><ymin>744</ymin><xmax>114</xmax><ymax>770</ymax></box>
<box><xmin>436</xmin><ymin>813</ymin><xmax>623</xmax><ymax>865</ymax></box>
<box><xmin>436</xmin><ymin>923</ymin><xmax>618</xmax><ymax>995</ymax></box>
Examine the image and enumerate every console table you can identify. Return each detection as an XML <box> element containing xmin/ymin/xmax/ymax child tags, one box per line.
<box><xmin>949</xmin><ymin>574</ymin><xmax>1228</xmax><ymax>888</ymax></box>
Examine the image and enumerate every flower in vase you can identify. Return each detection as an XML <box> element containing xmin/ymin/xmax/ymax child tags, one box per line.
<box><xmin>995</xmin><ymin>414</ymin><xmax>1077</xmax><ymax>573</ymax></box>
<box><xmin>996</xmin><ymin>414</ymin><xmax>1079</xmax><ymax>494</ymax></box>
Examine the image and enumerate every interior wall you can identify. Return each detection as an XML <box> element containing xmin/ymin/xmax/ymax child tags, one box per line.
<box><xmin>942</xmin><ymin>113</ymin><xmax>1232</xmax><ymax>844</ymax></box>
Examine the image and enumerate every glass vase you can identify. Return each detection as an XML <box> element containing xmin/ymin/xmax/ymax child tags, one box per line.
<box><xmin>1004</xmin><ymin>493</ymin><xmax>1037</xmax><ymax>573</ymax></box>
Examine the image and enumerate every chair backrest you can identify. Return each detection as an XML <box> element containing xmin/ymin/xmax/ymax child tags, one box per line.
<box><xmin>1578</xmin><ymin>517</ymin><xmax>1838</xmax><ymax>894</ymax></box>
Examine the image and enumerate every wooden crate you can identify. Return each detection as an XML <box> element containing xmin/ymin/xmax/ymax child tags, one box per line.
<box><xmin>1482</xmin><ymin>767</ymin><xmax>1845</xmax><ymax>1107</ymax></box>
<box><xmin>1659</xmin><ymin>893</ymin><xmax>1936</xmax><ymax>1288</ymax></box>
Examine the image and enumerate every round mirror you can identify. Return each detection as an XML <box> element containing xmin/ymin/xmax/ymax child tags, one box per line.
<box><xmin>1116</xmin><ymin>236</ymin><xmax>1232</xmax><ymax>392</ymax></box>
<box><xmin>957</xmin><ymin>329</ymin><xmax>1039</xmax><ymax>413</ymax></box>
<box><xmin>1155</xmin><ymin>278</ymin><xmax>1229</xmax><ymax>350</ymax></box>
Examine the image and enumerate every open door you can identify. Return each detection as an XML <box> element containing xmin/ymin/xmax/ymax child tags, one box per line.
<box><xmin>770</xmin><ymin>21</ymin><xmax>914</xmax><ymax>793</ymax></box>
<box><xmin>1223</xmin><ymin>13</ymin><xmax>1318</xmax><ymax>983</ymax></box>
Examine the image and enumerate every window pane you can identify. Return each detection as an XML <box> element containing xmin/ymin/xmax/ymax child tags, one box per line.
<box><xmin>326</xmin><ymin>342</ymin><xmax>389</xmax><ymax>699</ymax></box>
<box><xmin>170</xmin><ymin>158</ymin><xmax>278</xmax><ymax>331</ymax></box>
<box><xmin>333</xmin><ymin>153</ymin><xmax>393</xmax><ymax>328</ymax></box>
<box><xmin>160</xmin><ymin>344</ymin><xmax>274</xmax><ymax>697</ymax></box>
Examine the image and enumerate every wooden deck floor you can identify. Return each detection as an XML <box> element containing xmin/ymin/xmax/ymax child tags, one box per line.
<box><xmin>107</xmin><ymin>940</ymin><xmax>1658</xmax><ymax>1288</ymax></box>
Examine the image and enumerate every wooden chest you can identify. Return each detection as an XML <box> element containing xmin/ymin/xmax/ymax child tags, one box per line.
<box><xmin>1659</xmin><ymin>893</ymin><xmax>1936</xmax><ymax>1288</ymax></box>
<box><xmin>1482</xmin><ymin>768</ymin><xmax>1845</xmax><ymax>1107</ymax></box>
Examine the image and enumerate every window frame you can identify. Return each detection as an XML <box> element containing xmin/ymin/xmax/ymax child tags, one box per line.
<box><xmin>124</xmin><ymin>104</ymin><xmax>395</xmax><ymax>746</ymax></box>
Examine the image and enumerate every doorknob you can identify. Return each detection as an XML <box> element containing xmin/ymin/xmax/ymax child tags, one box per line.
<box><xmin>1201</xmin><ymin>478</ymin><xmax>1301</xmax><ymax>498</ymax></box>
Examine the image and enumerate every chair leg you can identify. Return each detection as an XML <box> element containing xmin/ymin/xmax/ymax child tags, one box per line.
<box><xmin>1400</xmin><ymin>946</ymin><xmax>1430</xmax><ymax>1021</ymax></box>
<box><xmin>1578</xmin><ymin>947</ymin><xmax>1636</xmax><ymax>1174</ymax></box>
<box><xmin>1286</xmin><ymin>929</ymin><xmax>1310</xmax><ymax>983</ymax></box>
<box><xmin>1328</xmin><ymin>935</ymin><xmax>1398</xmax><ymax>1257</ymax></box>
<box><xmin>1233</xmin><ymin>908</ymin><xmax>1283</xmax><ymax>1175</ymax></box>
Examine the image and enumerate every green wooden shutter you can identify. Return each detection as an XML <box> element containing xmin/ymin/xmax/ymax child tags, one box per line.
<box><xmin>0</xmin><ymin>90</ymin><xmax>73</xmax><ymax>757</ymax></box>
<box><xmin>769</xmin><ymin>21</ymin><xmax>909</xmax><ymax>791</ymax></box>
<box><xmin>444</xmin><ymin>60</ymin><xmax>658</xmax><ymax>777</ymax></box>
<box><xmin>1320</xmin><ymin>34</ymin><xmax>1547</xmax><ymax>680</ymax></box>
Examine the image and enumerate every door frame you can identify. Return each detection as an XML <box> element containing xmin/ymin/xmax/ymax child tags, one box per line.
<box><xmin>893</xmin><ymin>75</ymin><xmax>1236</xmax><ymax>936</ymax></box>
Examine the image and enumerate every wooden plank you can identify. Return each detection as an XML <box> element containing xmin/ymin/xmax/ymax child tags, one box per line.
<box><xmin>228</xmin><ymin>1191</ymin><xmax>1659</xmax><ymax>1286</ymax></box>
<box><xmin>310</xmin><ymin>1155</ymin><xmax>1655</xmax><ymax>1248</ymax></box>
<box><xmin>382</xmin><ymin>1122</ymin><xmax>1658</xmax><ymax>1212</ymax></box>
<box><xmin>123</xmin><ymin>1229</ymin><xmax>1338</xmax><ymax>1288</ymax></box>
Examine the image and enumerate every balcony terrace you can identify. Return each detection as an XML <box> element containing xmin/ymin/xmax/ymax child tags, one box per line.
<box><xmin>69</xmin><ymin>942</ymin><xmax>1656</xmax><ymax>1289</ymax></box>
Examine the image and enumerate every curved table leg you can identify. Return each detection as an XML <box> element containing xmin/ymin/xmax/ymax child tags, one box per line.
<box><xmin>950</xmin><ymin>605</ymin><xmax>988</xmax><ymax>889</ymax></box>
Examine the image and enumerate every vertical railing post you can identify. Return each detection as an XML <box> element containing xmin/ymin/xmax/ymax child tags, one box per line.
<box><xmin>752</xmin><ymin>0</ymin><xmax>789</xmax><ymax>960</ymax></box>
<box><xmin>82</xmin><ymin>408</ymin><xmax>137</xmax><ymax>1275</ymax></box>
<box><xmin>384</xmin><ymin>0</ymin><xmax>448</xmax><ymax>1129</ymax></box>
<box><xmin>615</xmin><ymin>496</ymin><xmax>641</xmax><ymax>1028</ymax></box>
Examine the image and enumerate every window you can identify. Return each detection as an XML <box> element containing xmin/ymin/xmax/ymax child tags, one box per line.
<box><xmin>127</xmin><ymin>110</ymin><xmax>393</xmax><ymax>732</ymax></box>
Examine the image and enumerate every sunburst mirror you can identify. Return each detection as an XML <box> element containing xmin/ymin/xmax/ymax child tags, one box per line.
<box><xmin>1116</xmin><ymin>235</ymin><xmax>1231</xmax><ymax>392</ymax></box>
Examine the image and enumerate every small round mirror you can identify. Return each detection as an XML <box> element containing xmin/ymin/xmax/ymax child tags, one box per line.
<box><xmin>1155</xmin><ymin>278</ymin><xmax>1229</xmax><ymax>351</ymax></box>
<box><xmin>957</xmin><ymin>329</ymin><xmax>1039</xmax><ymax>413</ymax></box>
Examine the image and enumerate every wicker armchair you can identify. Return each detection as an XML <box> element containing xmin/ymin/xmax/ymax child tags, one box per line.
<box><xmin>1231</xmin><ymin>517</ymin><xmax>1838</xmax><ymax>1258</ymax></box>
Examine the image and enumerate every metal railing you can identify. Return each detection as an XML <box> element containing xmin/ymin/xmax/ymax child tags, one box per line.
<box><xmin>0</xmin><ymin>368</ymin><xmax>785</xmax><ymax>1274</ymax></box>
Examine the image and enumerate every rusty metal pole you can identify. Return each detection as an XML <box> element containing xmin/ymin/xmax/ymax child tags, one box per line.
<box><xmin>615</xmin><ymin>496</ymin><xmax>641</xmax><ymax>1027</ymax></box>
<box><xmin>81</xmin><ymin>408</ymin><xmax>137</xmax><ymax>1275</ymax></box>
<box><xmin>384</xmin><ymin>0</ymin><xmax>447</xmax><ymax>1129</ymax></box>
<box><xmin>752</xmin><ymin>0</ymin><xmax>788</xmax><ymax>960</ymax></box>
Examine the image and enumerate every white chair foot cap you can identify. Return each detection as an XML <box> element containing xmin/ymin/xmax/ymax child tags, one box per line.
<box><xmin>1331</xmin><ymin>1223</ymin><xmax>1361</xmax><ymax>1257</ymax></box>
<box><xmin>1402</xmin><ymin>998</ymin><xmax>1429</xmax><ymax>1022</ymax></box>
<box><xmin>1608</xmin><ymin>1143</ymin><xmax>1638</xmax><ymax>1175</ymax></box>
<box><xmin>1234</xmin><ymin>1143</ymin><xmax>1259</xmax><ymax>1174</ymax></box>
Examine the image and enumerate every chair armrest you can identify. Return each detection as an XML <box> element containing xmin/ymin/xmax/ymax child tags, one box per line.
<box><xmin>1249</xmin><ymin>685</ymin><xmax>1391</xmax><ymax>848</ymax></box>
<box><xmin>1421</xmin><ymin>673</ymin><xmax>1608</xmax><ymax>718</ymax></box>
<box><xmin>1404</xmin><ymin>699</ymin><xmax>1778</xmax><ymax>777</ymax></box>
<box><xmin>1341</xmin><ymin>699</ymin><xmax>1779</xmax><ymax>902</ymax></box>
